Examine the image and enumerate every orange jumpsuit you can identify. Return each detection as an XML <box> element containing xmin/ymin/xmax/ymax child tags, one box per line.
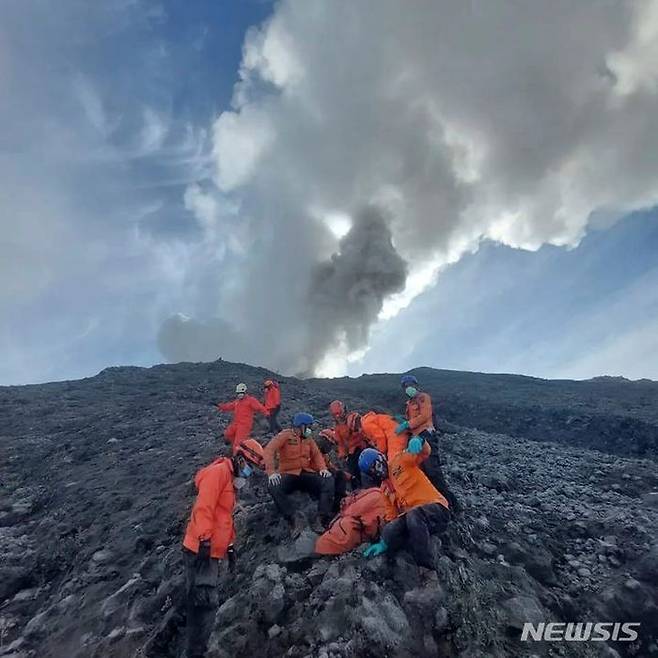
<box><xmin>263</xmin><ymin>382</ymin><xmax>281</xmax><ymax>412</ymax></box>
<box><xmin>183</xmin><ymin>458</ymin><xmax>236</xmax><ymax>558</ymax></box>
<box><xmin>263</xmin><ymin>429</ymin><xmax>327</xmax><ymax>475</ymax></box>
<box><xmin>218</xmin><ymin>395</ymin><xmax>268</xmax><ymax>452</ymax></box>
<box><xmin>314</xmin><ymin>481</ymin><xmax>398</xmax><ymax>555</ymax></box>
<box><xmin>405</xmin><ymin>391</ymin><xmax>435</xmax><ymax>434</ymax></box>
<box><xmin>334</xmin><ymin>421</ymin><xmax>366</xmax><ymax>459</ymax></box>
<box><xmin>360</xmin><ymin>412</ymin><xmax>409</xmax><ymax>460</ymax></box>
<box><xmin>387</xmin><ymin>444</ymin><xmax>448</xmax><ymax>511</ymax></box>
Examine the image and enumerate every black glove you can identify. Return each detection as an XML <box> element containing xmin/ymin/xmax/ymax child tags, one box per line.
<box><xmin>227</xmin><ymin>544</ymin><xmax>236</xmax><ymax>572</ymax></box>
<box><xmin>196</xmin><ymin>539</ymin><xmax>211</xmax><ymax>564</ymax></box>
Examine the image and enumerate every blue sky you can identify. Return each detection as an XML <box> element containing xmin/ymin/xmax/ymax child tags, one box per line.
<box><xmin>350</xmin><ymin>210</ymin><xmax>658</xmax><ymax>380</ymax></box>
<box><xmin>1</xmin><ymin>1</ymin><xmax>657</xmax><ymax>385</ymax></box>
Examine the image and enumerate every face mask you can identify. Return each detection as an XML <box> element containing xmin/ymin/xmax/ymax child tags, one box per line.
<box><xmin>233</xmin><ymin>477</ymin><xmax>247</xmax><ymax>490</ymax></box>
<box><xmin>240</xmin><ymin>464</ymin><xmax>253</xmax><ymax>478</ymax></box>
<box><xmin>405</xmin><ymin>386</ymin><xmax>418</xmax><ymax>398</ymax></box>
<box><xmin>237</xmin><ymin>393</ymin><xmax>245</xmax><ymax>399</ymax></box>
<box><xmin>303</xmin><ymin>427</ymin><xmax>313</xmax><ymax>438</ymax></box>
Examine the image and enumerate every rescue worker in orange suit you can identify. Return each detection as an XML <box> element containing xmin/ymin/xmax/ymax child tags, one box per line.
<box><xmin>354</xmin><ymin>411</ymin><xmax>411</xmax><ymax>461</ymax></box>
<box><xmin>265</xmin><ymin>412</ymin><xmax>334</xmax><ymax>535</ymax></box>
<box><xmin>358</xmin><ymin>443</ymin><xmax>451</xmax><ymax>571</ymax></box>
<box><xmin>330</xmin><ymin>400</ymin><xmax>365</xmax><ymax>489</ymax></box>
<box><xmin>263</xmin><ymin>379</ymin><xmax>282</xmax><ymax>433</ymax></box>
<box><xmin>182</xmin><ymin>439</ymin><xmax>265</xmax><ymax>658</ymax></box>
<box><xmin>395</xmin><ymin>375</ymin><xmax>460</xmax><ymax>514</ymax></box>
<box><xmin>217</xmin><ymin>383</ymin><xmax>268</xmax><ymax>454</ymax></box>
<box><xmin>313</xmin><ymin>478</ymin><xmax>399</xmax><ymax>555</ymax></box>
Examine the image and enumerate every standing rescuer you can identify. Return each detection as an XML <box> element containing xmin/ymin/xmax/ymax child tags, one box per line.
<box><xmin>182</xmin><ymin>439</ymin><xmax>265</xmax><ymax>658</ymax></box>
<box><xmin>330</xmin><ymin>400</ymin><xmax>365</xmax><ymax>489</ymax></box>
<box><xmin>263</xmin><ymin>379</ymin><xmax>282</xmax><ymax>433</ymax></box>
<box><xmin>217</xmin><ymin>383</ymin><xmax>268</xmax><ymax>453</ymax></box>
<box><xmin>395</xmin><ymin>374</ymin><xmax>460</xmax><ymax>514</ymax></box>
<box><xmin>265</xmin><ymin>412</ymin><xmax>334</xmax><ymax>535</ymax></box>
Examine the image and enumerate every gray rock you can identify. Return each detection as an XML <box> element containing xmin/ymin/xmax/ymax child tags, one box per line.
<box><xmin>101</xmin><ymin>576</ymin><xmax>142</xmax><ymax>619</ymax></box>
<box><xmin>107</xmin><ymin>626</ymin><xmax>125</xmax><ymax>642</ymax></box>
<box><xmin>91</xmin><ymin>549</ymin><xmax>114</xmax><ymax>564</ymax></box>
<box><xmin>641</xmin><ymin>492</ymin><xmax>658</xmax><ymax>509</ymax></box>
<box><xmin>434</xmin><ymin>607</ymin><xmax>449</xmax><ymax>632</ymax></box>
<box><xmin>502</xmin><ymin>596</ymin><xmax>545</xmax><ymax>630</ymax></box>
<box><xmin>263</xmin><ymin>583</ymin><xmax>286</xmax><ymax>623</ymax></box>
<box><xmin>268</xmin><ymin>624</ymin><xmax>282</xmax><ymax>639</ymax></box>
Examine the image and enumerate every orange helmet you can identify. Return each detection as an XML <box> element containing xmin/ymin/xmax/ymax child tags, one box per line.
<box><xmin>236</xmin><ymin>439</ymin><xmax>265</xmax><ymax>469</ymax></box>
<box><xmin>346</xmin><ymin>412</ymin><xmax>361</xmax><ymax>434</ymax></box>
<box><xmin>264</xmin><ymin>379</ymin><xmax>273</xmax><ymax>388</ymax></box>
<box><xmin>329</xmin><ymin>400</ymin><xmax>346</xmax><ymax>418</ymax></box>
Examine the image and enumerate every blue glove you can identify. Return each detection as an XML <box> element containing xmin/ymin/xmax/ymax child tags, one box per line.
<box><xmin>362</xmin><ymin>540</ymin><xmax>388</xmax><ymax>558</ymax></box>
<box><xmin>393</xmin><ymin>414</ymin><xmax>406</xmax><ymax>423</ymax></box>
<box><xmin>395</xmin><ymin>421</ymin><xmax>410</xmax><ymax>435</ymax></box>
<box><xmin>407</xmin><ymin>436</ymin><xmax>423</xmax><ymax>454</ymax></box>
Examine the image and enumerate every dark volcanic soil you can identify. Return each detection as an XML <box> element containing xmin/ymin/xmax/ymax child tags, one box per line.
<box><xmin>0</xmin><ymin>360</ymin><xmax>657</xmax><ymax>658</ymax></box>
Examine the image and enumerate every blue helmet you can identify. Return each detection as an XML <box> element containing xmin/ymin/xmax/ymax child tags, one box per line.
<box><xmin>358</xmin><ymin>448</ymin><xmax>386</xmax><ymax>474</ymax></box>
<box><xmin>292</xmin><ymin>412</ymin><xmax>315</xmax><ymax>428</ymax></box>
<box><xmin>400</xmin><ymin>374</ymin><xmax>419</xmax><ymax>387</ymax></box>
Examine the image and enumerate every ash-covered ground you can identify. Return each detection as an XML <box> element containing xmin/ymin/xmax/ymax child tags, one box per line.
<box><xmin>1</xmin><ymin>360</ymin><xmax>657</xmax><ymax>658</ymax></box>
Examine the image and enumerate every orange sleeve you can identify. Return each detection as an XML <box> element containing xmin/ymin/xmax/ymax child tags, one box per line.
<box><xmin>264</xmin><ymin>432</ymin><xmax>287</xmax><ymax>475</ymax></box>
<box><xmin>398</xmin><ymin>444</ymin><xmax>430</xmax><ymax>468</ymax></box>
<box><xmin>217</xmin><ymin>401</ymin><xmax>236</xmax><ymax>412</ymax></box>
<box><xmin>191</xmin><ymin>470</ymin><xmax>223</xmax><ymax>541</ymax></box>
<box><xmin>310</xmin><ymin>440</ymin><xmax>327</xmax><ymax>472</ymax></box>
<box><xmin>408</xmin><ymin>393</ymin><xmax>432</xmax><ymax>431</ymax></box>
<box><xmin>251</xmin><ymin>397</ymin><xmax>269</xmax><ymax>416</ymax></box>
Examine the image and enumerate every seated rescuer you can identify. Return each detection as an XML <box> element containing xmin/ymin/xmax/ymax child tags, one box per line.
<box><xmin>329</xmin><ymin>400</ymin><xmax>366</xmax><ymax>488</ymax></box>
<box><xmin>264</xmin><ymin>412</ymin><xmax>334</xmax><ymax>535</ymax></box>
<box><xmin>358</xmin><ymin>443</ymin><xmax>451</xmax><ymax>572</ymax></box>
<box><xmin>395</xmin><ymin>374</ymin><xmax>460</xmax><ymax>514</ymax></box>
<box><xmin>182</xmin><ymin>439</ymin><xmax>265</xmax><ymax>658</ymax></box>
<box><xmin>217</xmin><ymin>382</ymin><xmax>269</xmax><ymax>453</ymax></box>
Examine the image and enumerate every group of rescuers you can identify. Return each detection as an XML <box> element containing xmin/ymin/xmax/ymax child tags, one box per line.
<box><xmin>181</xmin><ymin>375</ymin><xmax>460</xmax><ymax>657</ymax></box>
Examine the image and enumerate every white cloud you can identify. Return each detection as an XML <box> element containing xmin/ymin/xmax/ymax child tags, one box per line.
<box><xmin>607</xmin><ymin>0</ymin><xmax>658</xmax><ymax>96</ymax></box>
<box><xmin>166</xmin><ymin>0</ymin><xmax>658</xmax><ymax>376</ymax></box>
<box><xmin>212</xmin><ymin>107</ymin><xmax>274</xmax><ymax>191</ymax></box>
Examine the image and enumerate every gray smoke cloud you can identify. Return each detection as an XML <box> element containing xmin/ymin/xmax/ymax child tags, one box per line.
<box><xmin>160</xmin><ymin>0</ymin><xmax>658</xmax><ymax>376</ymax></box>
<box><xmin>158</xmin><ymin>316</ymin><xmax>247</xmax><ymax>364</ymax></box>
<box><xmin>303</xmin><ymin>206</ymin><xmax>408</xmax><ymax>374</ymax></box>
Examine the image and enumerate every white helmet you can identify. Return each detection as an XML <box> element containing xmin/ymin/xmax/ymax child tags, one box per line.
<box><xmin>235</xmin><ymin>383</ymin><xmax>248</xmax><ymax>394</ymax></box>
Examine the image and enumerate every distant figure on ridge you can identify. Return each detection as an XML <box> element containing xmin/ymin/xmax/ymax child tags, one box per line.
<box><xmin>263</xmin><ymin>379</ymin><xmax>282</xmax><ymax>433</ymax></box>
<box><xmin>217</xmin><ymin>383</ymin><xmax>269</xmax><ymax>453</ymax></box>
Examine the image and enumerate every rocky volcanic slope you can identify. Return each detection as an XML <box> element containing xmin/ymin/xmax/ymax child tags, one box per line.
<box><xmin>0</xmin><ymin>360</ymin><xmax>657</xmax><ymax>658</ymax></box>
<box><xmin>309</xmin><ymin>368</ymin><xmax>658</xmax><ymax>459</ymax></box>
